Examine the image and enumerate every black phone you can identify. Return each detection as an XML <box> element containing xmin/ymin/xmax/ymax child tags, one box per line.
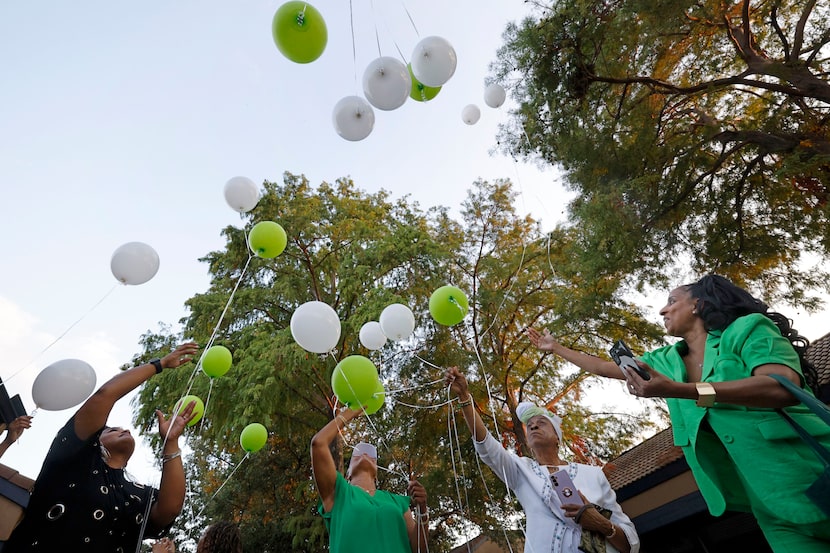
<box><xmin>551</xmin><ymin>470</ymin><xmax>584</xmax><ymax>506</ymax></box>
<box><xmin>609</xmin><ymin>340</ymin><xmax>651</xmax><ymax>380</ymax></box>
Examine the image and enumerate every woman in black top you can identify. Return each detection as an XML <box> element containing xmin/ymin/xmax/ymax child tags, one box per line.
<box><xmin>6</xmin><ymin>342</ymin><xmax>199</xmax><ymax>552</ymax></box>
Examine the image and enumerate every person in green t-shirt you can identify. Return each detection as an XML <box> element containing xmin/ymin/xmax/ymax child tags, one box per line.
<box><xmin>311</xmin><ymin>407</ymin><xmax>429</xmax><ymax>553</ymax></box>
<box><xmin>527</xmin><ymin>274</ymin><xmax>830</xmax><ymax>552</ymax></box>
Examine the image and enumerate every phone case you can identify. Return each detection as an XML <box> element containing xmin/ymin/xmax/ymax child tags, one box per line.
<box><xmin>551</xmin><ymin>470</ymin><xmax>584</xmax><ymax>505</ymax></box>
<box><xmin>609</xmin><ymin>340</ymin><xmax>651</xmax><ymax>380</ymax></box>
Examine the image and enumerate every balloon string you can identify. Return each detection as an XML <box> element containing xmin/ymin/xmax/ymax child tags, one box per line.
<box><xmin>182</xmin><ymin>252</ymin><xmax>254</xmax><ymax>398</ymax></box>
<box><xmin>392</xmin><ymin>397</ymin><xmax>453</xmax><ymax>410</ymax></box>
<box><xmin>199</xmin><ymin>378</ymin><xmax>215</xmax><ymax>435</ymax></box>
<box><xmin>196</xmin><ymin>452</ymin><xmax>250</xmax><ymax>520</ymax></box>
<box><xmin>446</xmin><ymin>386</ymin><xmax>520</xmax><ymax>553</ymax></box>
<box><xmin>398</xmin><ymin>0</ymin><xmax>420</xmax><ymax>37</ymax></box>
<box><xmin>446</xmin><ymin>386</ymin><xmax>473</xmax><ymax>551</ymax></box>
<box><xmin>349</xmin><ymin>0</ymin><xmax>358</xmax><ymax>91</ymax></box>
<box><xmin>383</xmin><ymin>377</ymin><xmax>444</xmax><ymax>395</ymax></box>
<box><xmin>3</xmin><ymin>283</ymin><xmax>119</xmax><ymax>383</ymax></box>
<box><xmin>369</xmin><ymin>0</ymin><xmax>382</xmax><ymax>58</ymax></box>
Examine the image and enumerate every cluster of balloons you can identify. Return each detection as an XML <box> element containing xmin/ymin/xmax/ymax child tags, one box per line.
<box><xmin>461</xmin><ymin>83</ymin><xmax>507</xmax><ymax>126</ymax></box>
<box><xmin>358</xmin><ymin>302</ymin><xmax>416</xmax><ymax>350</ymax></box>
<box><xmin>223</xmin><ymin>176</ymin><xmax>289</xmax><ymax>260</ymax></box>
<box><xmin>331</xmin><ymin>355</ymin><xmax>385</xmax><ymax>414</ymax></box>
<box><xmin>333</xmin><ymin>35</ymin><xmax>458</xmax><ymax>141</ymax></box>
<box><xmin>289</xmin><ymin>287</ymin><xmax>467</xmax><ymax>414</ymax></box>
<box><xmin>108</xmin><ymin>176</ymin><xmax>263</xmax><ymax>289</ymax></box>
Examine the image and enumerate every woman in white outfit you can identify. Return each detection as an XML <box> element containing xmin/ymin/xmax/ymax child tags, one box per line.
<box><xmin>446</xmin><ymin>367</ymin><xmax>639</xmax><ymax>553</ymax></box>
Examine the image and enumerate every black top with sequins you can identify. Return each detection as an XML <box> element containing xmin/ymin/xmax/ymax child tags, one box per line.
<box><xmin>5</xmin><ymin>416</ymin><xmax>168</xmax><ymax>552</ymax></box>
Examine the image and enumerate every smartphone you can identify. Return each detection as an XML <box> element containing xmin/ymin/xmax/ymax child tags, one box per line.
<box><xmin>551</xmin><ymin>470</ymin><xmax>584</xmax><ymax>506</ymax></box>
<box><xmin>609</xmin><ymin>340</ymin><xmax>651</xmax><ymax>380</ymax></box>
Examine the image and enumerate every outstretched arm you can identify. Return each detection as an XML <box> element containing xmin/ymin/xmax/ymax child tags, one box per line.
<box><xmin>310</xmin><ymin>406</ymin><xmax>361</xmax><ymax>513</ymax></box>
<box><xmin>74</xmin><ymin>343</ymin><xmax>199</xmax><ymax>441</ymax></box>
<box><xmin>526</xmin><ymin>328</ymin><xmax>623</xmax><ymax>380</ymax></box>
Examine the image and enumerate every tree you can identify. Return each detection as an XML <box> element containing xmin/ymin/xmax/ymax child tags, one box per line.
<box><xmin>130</xmin><ymin>174</ymin><xmax>658</xmax><ymax>551</ymax></box>
<box><xmin>493</xmin><ymin>0</ymin><xmax>830</xmax><ymax>307</ymax></box>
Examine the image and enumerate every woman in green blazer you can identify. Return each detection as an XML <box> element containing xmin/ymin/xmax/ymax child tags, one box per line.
<box><xmin>527</xmin><ymin>274</ymin><xmax>830</xmax><ymax>552</ymax></box>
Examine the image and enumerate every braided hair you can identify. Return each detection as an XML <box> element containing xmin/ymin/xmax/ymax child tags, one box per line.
<box><xmin>196</xmin><ymin>521</ymin><xmax>243</xmax><ymax>553</ymax></box>
<box><xmin>685</xmin><ymin>274</ymin><xmax>820</xmax><ymax>396</ymax></box>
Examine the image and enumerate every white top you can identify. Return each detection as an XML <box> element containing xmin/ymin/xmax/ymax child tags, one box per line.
<box><xmin>474</xmin><ymin>433</ymin><xmax>640</xmax><ymax>553</ymax></box>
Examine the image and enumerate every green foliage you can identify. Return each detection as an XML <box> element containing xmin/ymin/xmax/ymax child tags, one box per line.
<box><xmin>493</xmin><ymin>0</ymin><xmax>830</xmax><ymax>306</ymax></box>
<box><xmin>131</xmin><ymin>174</ymin><xmax>658</xmax><ymax>551</ymax></box>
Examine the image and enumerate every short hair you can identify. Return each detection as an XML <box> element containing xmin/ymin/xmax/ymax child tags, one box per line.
<box><xmin>196</xmin><ymin>521</ymin><xmax>243</xmax><ymax>553</ymax></box>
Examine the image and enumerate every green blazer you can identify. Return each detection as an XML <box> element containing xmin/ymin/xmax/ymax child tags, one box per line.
<box><xmin>641</xmin><ymin>313</ymin><xmax>830</xmax><ymax>524</ymax></box>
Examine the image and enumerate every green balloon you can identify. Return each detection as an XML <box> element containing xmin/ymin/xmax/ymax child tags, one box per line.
<box><xmin>364</xmin><ymin>381</ymin><xmax>385</xmax><ymax>415</ymax></box>
<box><xmin>202</xmin><ymin>345</ymin><xmax>232</xmax><ymax>378</ymax></box>
<box><xmin>408</xmin><ymin>63</ymin><xmax>441</xmax><ymax>102</ymax></box>
<box><xmin>240</xmin><ymin>422</ymin><xmax>268</xmax><ymax>452</ymax></box>
<box><xmin>174</xmin><ymin>394</ymin><xmax>205</xmax><ymax>427</ymax></box>
<box><xmin>272</xmin><ymin>1</ymin><xmax>328</xmax><ymax>64</ymax></box>
<box><xmin>248</xmin><ymin>221</ymin><xmax>287</xmax><ymax>258</ymax></box>
<box><xmin>429</xmin><ymin>285</ymin><xmax>469</xmax><ymax>326</ymax></box>
<box><xmin>331</xmin><ymin>355</ymin><xmax>379</xmax><ymax>408</ymax></box>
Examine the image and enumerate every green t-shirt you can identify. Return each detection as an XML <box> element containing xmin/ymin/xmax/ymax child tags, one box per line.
<box><xmin>319</xmin><ymin>472</ymin><xmax>412</xmax><ymax>553</ymax></box>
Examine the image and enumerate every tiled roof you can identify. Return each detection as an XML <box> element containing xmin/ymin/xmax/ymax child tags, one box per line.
<box><xmin>604</xmin><ymin>427</ymin><xmax>684</xmax><ymax>490</ymax></box>
<box><xmin>0</xmin><ymin>463</ymin><xmax>34</xmax><ymax>492</ymax></box>
<box><xmin>805</xmin><ymin>331</ymin><xmax>830</xmax><ymax>386</ymax></box>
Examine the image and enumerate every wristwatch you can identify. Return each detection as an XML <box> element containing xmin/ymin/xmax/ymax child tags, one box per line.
<box><xmin>149</xmin><ymin>358</ymin><xmax>163</xmax><ymax>374</ymax></box>
<box><xmin>695</xmin><ymin>382</ymin><xmax>716</xmax><ymax>407</ymax></box>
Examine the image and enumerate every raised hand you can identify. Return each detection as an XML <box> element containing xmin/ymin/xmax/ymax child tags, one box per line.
<box><xmin>525</xmin><ymin>328</ymin><xmax>560</xmax><ymax>352</ymax></box>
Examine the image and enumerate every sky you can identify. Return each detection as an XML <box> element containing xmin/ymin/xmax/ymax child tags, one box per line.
<box><xmin>2</xmin><ymin>0</ymin><xmax>829</xmax><ymax>491</ymax></box>
<box><xmin>0</xmin><ymin>0</ymin><xmax>570</xmax><ymax>484</ymax></box>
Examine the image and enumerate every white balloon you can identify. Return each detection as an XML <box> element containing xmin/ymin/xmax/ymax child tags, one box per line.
<box><xmin>359</xmin><ymin>321</ymin><xmax>387</xmax><ymax>350</ymax></box>
<box><xmin>462</xmin><ymin>104</ymin><xmax>481</xmax><ymax>125</ymax></box>
<box><xmin>290</xmin><ymin>301</ymin><xmax>341</xmax><ymax>353</ymax></box>
<box><xmin>484</xmin><ymin>83</ymin><xmax>506</xmax><ymax>108</ymax></box>
<box><xmin>110</xmin><ymin>242</ymin><xmax>160</xmax><ymax>285</ymax></box>
<box><xmin>332</xmin><ymin>96</ymin><xmax>375</xmax><ymax>141</ymax></box>
<box><xmin>224</xmin><ymin>176</ymin><xmax>260</xmax><ymax>213</ymax></box>
<box><xmin>410</xmin><ymin>36</ymin><xmax>457</xmax><ymax>87</ymax></box>
<box><xmin>363</xmin><ymin>56</ymin><xmax>411</xmax><ymax>111</ymax></box>
<box><xmin>379</xmin><ymin>303</ymin><xmax>415</xmax><ymax>342</ymax></box>
<box><xmin>32</xmin><ymin>359</ymin><xmax>97</xmax><ymax>411</ymax></box>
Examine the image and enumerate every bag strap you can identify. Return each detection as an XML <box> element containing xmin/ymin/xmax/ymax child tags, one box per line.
<box><xmin>768</xmin><ymin>374</ymin><xmax>830</xmax><ymax>426</ymax></box>
<box><xmin>769</xmin><ymin>374</ymin><xmax>830</xmax><ymax>466</ymax></box>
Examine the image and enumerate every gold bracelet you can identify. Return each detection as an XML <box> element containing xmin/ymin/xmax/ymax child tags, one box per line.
<box><xmin>605</xmin><ymin>523</ymin><xmax>617</xmax><ymax>539</ymax></box>
<box><xmin>457</xmin><ymin>396</ymin><xmax>473</xmax><ymax>408</ymax></box>
<box><xmin>336</xmin><ymin>414</ymin><xmax>348</xmax><ymax>426</ymax></box>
